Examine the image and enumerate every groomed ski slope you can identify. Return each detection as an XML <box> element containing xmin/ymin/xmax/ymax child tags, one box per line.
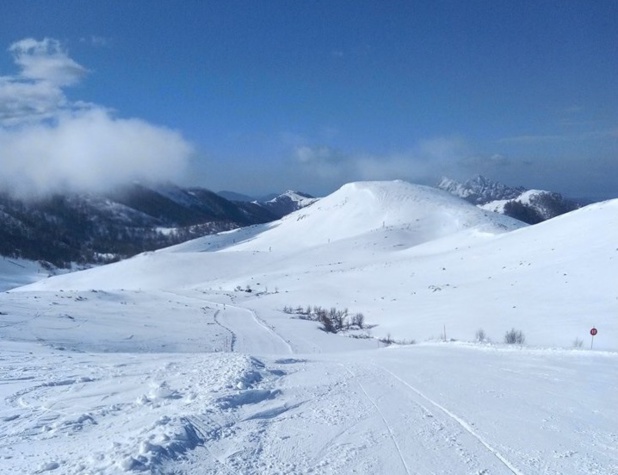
<box><xmin>1</xmin><ymin>181</ymin><xmax>617</xmax><ymax>474</ymax></box>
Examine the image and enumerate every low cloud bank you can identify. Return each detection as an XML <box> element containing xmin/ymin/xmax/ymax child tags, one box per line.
<box><xmin>0</xmin><ymin>38</ymin><xmax>192</xmax><ymax>197</ymax></box>
<box><xmin>292</xmin><ymin>137</ymin><xmax>488</xmax><ymax>191</ymax></box>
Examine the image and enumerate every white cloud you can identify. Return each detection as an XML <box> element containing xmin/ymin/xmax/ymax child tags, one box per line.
<box><xmin>80</xmin><ymin>36</ymin><xmax>111</xmax><ymax>47</ymax></box>
<box><xmin>0</xmin><ymin>77</ymin><xmax>66</xmax><ymax>125</ymax></box>
<box><xmin>0</xmin><ymin>38</ymin><xmax>84</xmax><ymax>126</ymax></box>
<box><xmin>292</xmin><ymin>137</ymin><xmax>477</xmax><ymax>187</ymax></box>
<box><xmin>9</xmin><ymin>38</ymin><xmax>87</xmax><ymax>86</ymax></box>
<box><xmin>0</xmin><ymin>109</ymin><xmax>192</xmax><ymax>196</ymax></box>
<box><xmin>293</xmin><ymin>145</ymin><xmax>352</xmax><ymax>186</ymax></box>
<box><xmin>0</xmin><ymin>38</ymin><xmax>193</xmax><ymax>196</ymax></box>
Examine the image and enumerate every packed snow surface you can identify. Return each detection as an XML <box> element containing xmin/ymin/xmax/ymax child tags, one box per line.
<box><xmin>1</xmin><ymin>181</ymin><xmax>617</xmax><ymax>474</ymax></box>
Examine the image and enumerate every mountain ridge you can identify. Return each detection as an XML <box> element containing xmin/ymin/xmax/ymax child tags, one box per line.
<box><xmin>0</xmin><ymin>184</ymin><xmax>313</xmax><ymax>267</ymax></box>
<box><xmin>438</xmin><ymin>175</ymin><xmax>580</xmax><ymax>223</ymax></box>
<box><xmin>15</xmin><ymin>180</ymin><xmax>617</xmax><ymax>351</ymax></box>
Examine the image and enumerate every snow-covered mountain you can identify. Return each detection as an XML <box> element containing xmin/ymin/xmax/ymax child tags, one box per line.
<box><xmin>438</xmin><ymin>175</ymin><xmax>526</xmax><ymax>204</ymax></box>
<box><xmin>17</xmin><ymin>179</ymin><xmax>615</xmax><ymax>349</ymax></box>
<box><xmin>438</xmin><ymin>175</ymin><xmax>580</xmax><ymax>223</ymax></box>
<box><xmin>479</xmin><ymin>188</ymin><xmax>580</xmax><ymax>223</ymax></box>
<box><xmin>0</xmin><ymin>183</ymin><xmax>300</xmax><ymax>267</ymax></box>
<box><xmin>1</xmin><ymin>179</ymin><xmax>616</xmax><ymax>474</ymax></box>
<box><xmin>216</xmin><ymin>190</ymin><xmax>256</xmax><ymax>202</ymax></box>
<box><xmin>254</xmin><ymin>190</ymin><xmax>319</xmax><ymax>218</ymax></box>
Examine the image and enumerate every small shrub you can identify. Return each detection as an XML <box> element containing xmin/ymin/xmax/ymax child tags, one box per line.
<box><xmin>475</xmin><ymin>328</ymin><xmax>486</xmax><ymax>342</ymax></box>
<box><xmin>504</xmin><ymin>328</ymin><xmax>525</xmax><ymax>345</ymax></box>
<box><xmin>351</xmin><ymin>312</ymin><xmax>365</xmax><ymax>329</ymax></box>
<box><xmin>377</xmin><ymin>334</ymin><xmax>414</xmax><ymax>345</ymax></box>
<box><xmin>320</xmin><ymin>314</ymin><xmax>336</xmax><ymax>333</ymax></box>
<box><xmin>380</xmin><ymin>333</ymin><xmax>394</xmax><ymax>345</ymax></box>
<box><xmin>572</xmin><ymin>337</ymin><xmax>584</xmax><ymax>348</ymax></box>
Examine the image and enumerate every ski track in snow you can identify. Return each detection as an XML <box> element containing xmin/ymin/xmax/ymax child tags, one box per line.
<box><xmin>213</xmin><ymin>308</ymin><xmax>236</xmax><ymax>352</ymax></box>
<box><xmin>373</xmin><ymin>364</ymin><xmax>524</xmax><ymax>475</ymax></box>
<box><xmin>341</xmin><ymin>364</ymin><xmax>411</xmax><ymax>475</ymax></box>
<box><xmin>178</xmin><ymin>290</ymin><xmax>294</xmax><ymax>355</ymax></box>
<box><xmin>247</xmin><ymin>308</ymin><xmax>294</xmax><ymax>355</ymax></box>
<box><xmin>1</xmin><ymin>331</ymin><xmax>617</xmax><ymax>474</ymax></box>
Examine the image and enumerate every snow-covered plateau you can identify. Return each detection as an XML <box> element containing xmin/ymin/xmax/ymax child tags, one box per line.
<box><xmin>1</xmin><ymin>181</ymin><xmax>616</xmax><ymax>474</ymax></box>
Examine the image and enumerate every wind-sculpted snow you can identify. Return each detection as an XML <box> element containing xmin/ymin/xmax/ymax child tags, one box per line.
<box><xmin>0</xmin><ymin>343</ymin><xmax>280</xmax><ymax>474</ymax></box>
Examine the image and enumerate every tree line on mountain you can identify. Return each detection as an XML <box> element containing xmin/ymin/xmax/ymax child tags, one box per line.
<box><xmin>503</xmin><ymin>192</ymin><xmax>579</xmax><ymax>224</ymax></box>
<box><xmin>0</xmin><ymin>183</ymin><xmax>315</xmax><ymax>268</ymax></box>
<box><xmin>0</xmin><ymin>189</ymin><xmax>247</xmax><ymax>268</ymax></box>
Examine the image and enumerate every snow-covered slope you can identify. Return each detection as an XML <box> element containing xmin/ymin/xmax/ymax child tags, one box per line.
<box><xmin>0</xmin><ymin>257</ymin><xmax>58</xmax><ymax>291</ymax></box>
<box><xmin>480</xmin><ymin>188</ymin><xmax>579</xmax><ymax>221</ymax></box>
<box><xmin>438</xmin><ymin>175</ymin><xmax>525</xmax><ymax>204</ymax></box>
<box><xmin>480</xmin><ymin>189</ymin><xmax>547</xmax><ymax>213</ymax></box>
<box><xmin>189</xmin><ymin>181</ymin><xmax>522</xmax><ymax>253</ymax></box>
<box><xmin>1</xmin><ymin>181</ymin><xmax>617</xmax><ymax>474</ymax></box>
<box><xmin>17</xmin><ymin>181</ymin><xmax>524</xmax><ymax>288</ymax></box>
<box><xmin>439</xmin><ymin>175</ymin><xmax>580</xmax><ymax>223</ymax></box>
<box><xmin>255</xmin><ymin>190</ymin><xmax>319</xmax><ymax>218</ymax></box>
<box><xmin>15</xmin><ymin>180</ymin><xmax>617</xmax><ymax>349</ymax></box>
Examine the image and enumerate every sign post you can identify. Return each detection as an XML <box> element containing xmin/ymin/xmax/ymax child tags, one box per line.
<box><xmin>590</xmin><ymin>327</ymin><xmax>598</xmax><ymax>349</ymax></box>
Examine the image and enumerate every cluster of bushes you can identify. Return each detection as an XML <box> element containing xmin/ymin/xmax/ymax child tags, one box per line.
<box><xmin>481</xmin><ymin>328</ymin><xmax>586</xmax><ymax>348</ymax></box>
<box><xmin>504</xmin><ymin>328</ymin><xmax>526</xmax><ymax>345</ymax></box>
<box><xmin>235</xmin><ymin>285</ymin><xmax>253</xmax><ymax>293</ymax></box>
<box><xmin>283</xmin><ymin>305</ymin><xmax>365</xmax><ymax>333</ymax></box>
<box><xmin>378</xmin><ymin>333</ymin><xmax>415</xmax><ymax>346</ymax></box>
<box><xmin>475</xmin><ymin>327</ymin><xmax>527</xmax><ymax>345</ymax></box>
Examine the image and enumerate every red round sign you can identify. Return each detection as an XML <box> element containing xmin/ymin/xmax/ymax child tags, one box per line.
<box><xmin>590</xmin><ymin>327</ymin><xmax>598</xmax><ymax>336</ymax></box>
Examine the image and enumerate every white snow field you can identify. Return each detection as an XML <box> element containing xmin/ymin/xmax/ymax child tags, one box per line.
<box><xmin>1</xmin><ymin>181</ymin><xmax>617</xmax><ymax>474</ymax></box>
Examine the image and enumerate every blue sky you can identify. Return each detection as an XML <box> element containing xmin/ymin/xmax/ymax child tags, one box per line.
<box><xmin>0</xmin><ymin>1</ymin><xmax>616</xmax><ymax>198</ymax></box>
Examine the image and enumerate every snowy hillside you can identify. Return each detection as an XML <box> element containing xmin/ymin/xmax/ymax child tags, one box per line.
<box><xmin>480</xmin><ymin>188</ymin><xmax>579</xmax><ymax>221</ymax></box>
<box><xmin>0</xmin><ymin>182</ymin><xmax>287</xmax><ymax>268</ymax></box>
<box><xmin>15</xmin><ymin>180</ymin><xmax>617</xmax><ymax>349</ymax></box>
<box><xmin>255</xmin><ymin>190</ymin><xmax>319</xmax><ymax>218</ymax></box>
<box><xmin>1</xmin><ymin>180</ymin><xmax>617</xmax><ymax>474</ymax></box>
<box><xmin>480</xmin><ymin>189</ymin><xmax>549</xmax><ymax>214</ymax></box>
<box><xmin>203</xmin><ymin>181</ymin><xmax>522</xmax><ymax>253</ymax></box>
<box><xmin>439</xmin><ymin>175</ymin><xmax>580</xmax><ymax>224</ymax></box>
<box><xmin>438</xmin><ymin>175</ymin><xmax>525</xmax><ymax>204</ymax></box>
<box><xmin>0</xmin><ymin>257</ymin><xmax>55</xmax><ymax>292</ymax></box>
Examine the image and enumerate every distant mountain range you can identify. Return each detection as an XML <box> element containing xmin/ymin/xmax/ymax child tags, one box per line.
<box><xmin>438</xmin><ymin>175</ymin><xmax>581</xmax><ymax>224</ymax></box>
<box><xmin>217</xmin><ymin>190</ymin><xmax>318</xmax><ymax>217</ymax></box>
<box><xmin>0</xmin><ymin>183</ymin><xmax>315</xmax><ymax>268</ymax></box>
<box><xmin>0</xmin><ymin>175</ymin><xmax>584</xmax><ymax>269</ymax></box>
